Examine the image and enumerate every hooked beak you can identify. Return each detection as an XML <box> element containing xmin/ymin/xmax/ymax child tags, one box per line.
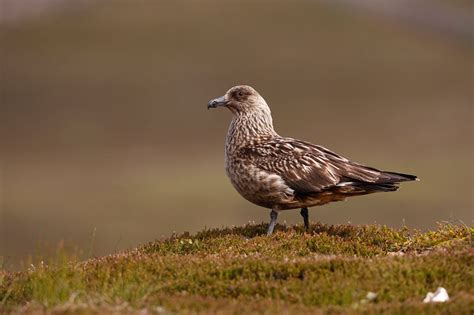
<box><xmin>207</xmin><ymin>95</ymin><xmax>228</xmax><ymax>109</ymax></box>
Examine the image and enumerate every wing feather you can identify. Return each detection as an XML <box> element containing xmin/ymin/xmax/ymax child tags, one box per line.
<box><xmin>238</xmin><ymin>138</ymin><xmax>391</xmax><ymax>195</ymax></box>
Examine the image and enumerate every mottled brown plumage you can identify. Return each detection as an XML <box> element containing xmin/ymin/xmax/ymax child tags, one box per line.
<box><xmin>208</xmin><ymin>85</ymin><xmax>417</xmax><ymax>235</ymax></box>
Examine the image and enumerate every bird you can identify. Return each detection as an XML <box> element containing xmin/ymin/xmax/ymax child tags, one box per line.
<box><xmin>207</xmin><ymin>85</ymin><xmax>418</xmax><ymax>235</ymax></box>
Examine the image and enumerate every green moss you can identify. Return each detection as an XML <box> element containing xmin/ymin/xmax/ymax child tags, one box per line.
<box><xmin>1</xmin><ymin>223</ymin><xmax>473</xmax><ymax>314</ymax></box>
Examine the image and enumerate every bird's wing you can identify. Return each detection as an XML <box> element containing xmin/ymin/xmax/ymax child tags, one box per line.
<box><xmin>238</xmin><ymin>138</ymin><xmax>385</xmax><ymax>194</ymax></box>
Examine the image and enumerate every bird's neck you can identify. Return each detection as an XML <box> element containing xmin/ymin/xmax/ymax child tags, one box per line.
<box><xmin>226</xmin><ymin>109</ymin><xmax>278</xmax><ymax>152</ymax></box>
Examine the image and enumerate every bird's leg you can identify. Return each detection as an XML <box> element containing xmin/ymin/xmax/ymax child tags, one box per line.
<box><xmin>267</xmin><ymin>210</ymin><xmax>278</xmax><ymax>236</ymax></box>
<box><xmin>300</xmin><ymin>207</ymin><xmax>309</xmax><ymax>231</ymax></box>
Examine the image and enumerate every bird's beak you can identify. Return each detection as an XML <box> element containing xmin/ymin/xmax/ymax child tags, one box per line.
<box><xmin>207</xmin><ymin>95</ymin><xmax>228</xmax><ymax>109</ymax></box>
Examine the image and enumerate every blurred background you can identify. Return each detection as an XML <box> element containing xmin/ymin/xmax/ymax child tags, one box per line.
<box><xmin>1</xmin><ymin>0</ymin><xmax>472</xmax><ymax>269</ymax></box>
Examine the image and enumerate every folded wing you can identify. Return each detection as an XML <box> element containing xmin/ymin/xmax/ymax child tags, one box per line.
<box><xmin>239</xmin><ymin>138</ymin><xmax>417</xmax><ymax>196</ymax></box>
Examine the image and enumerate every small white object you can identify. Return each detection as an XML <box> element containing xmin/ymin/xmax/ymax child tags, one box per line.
<box><xmin>423</xmin><ymin>292</ymin><xmax>434</xmax><ymax>303</ymax></box>
<box><xmin>366</xmin><ymin>291</ymin><xmax>378</xmax><ymax>301</ymax></box>
<box><xmin>423</xmin><ymin>287</ymin><xmax>449</xmax><ymax>303</ymax></box>
<box><xmin>359</xmin><ymin>291</ymin><xmax>378</xmax><ymax>305</ymax></box>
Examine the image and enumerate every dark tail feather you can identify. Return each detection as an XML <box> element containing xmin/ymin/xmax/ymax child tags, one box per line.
<box><xmin>351</xmin><ymin>182</ymin><xmax>399</xmax><ymax>192</ymax></box>
<box><xmin>378</xmin><ymin>171</ymin><xmax>418</xmax><ymax>183</ymax></box>
<box><xmin>334</xmin><ymin>181</ymin><xmax>400</xmax><ymax>197</ymax></box>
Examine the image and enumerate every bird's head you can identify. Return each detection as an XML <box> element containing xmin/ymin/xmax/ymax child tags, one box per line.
<box><xmin>207</xmin><ymin>85</ymin><xmax>269</xmax><ymax>115</ymax></box>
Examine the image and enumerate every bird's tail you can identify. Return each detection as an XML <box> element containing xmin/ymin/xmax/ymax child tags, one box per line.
<box><xmin>346</xmin><ymin>182</ymin><xmax>399</xmax><ymax>193</ymax></box>
<box><xmin>378</xmin><ymin>171</ymin><xmax>418</xmax><ymax>183</ymax></box>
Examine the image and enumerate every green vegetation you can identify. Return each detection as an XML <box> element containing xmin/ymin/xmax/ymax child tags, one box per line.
<box><xmin>1</xmin><ymin>223</ymin><xmax>473</xmax><ymax>314</ymax></box>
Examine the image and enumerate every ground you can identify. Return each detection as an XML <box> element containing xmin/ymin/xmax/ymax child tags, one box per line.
<box><xmin>1</xmin><ymin>223</ymin><xmax>473</xmax><ymax>314</ymax></box>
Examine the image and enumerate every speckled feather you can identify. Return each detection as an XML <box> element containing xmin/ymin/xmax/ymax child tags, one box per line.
<box><xmin>210</xmin><ymin>85</ymin><xmax>417</xmax><ymax>211</ymax></box>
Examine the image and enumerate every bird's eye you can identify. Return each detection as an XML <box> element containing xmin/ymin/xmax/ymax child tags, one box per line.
<box><xmin>238</xmin><ymin>91</ymin><xmax>244</xmax><ymax>97</ymax></box>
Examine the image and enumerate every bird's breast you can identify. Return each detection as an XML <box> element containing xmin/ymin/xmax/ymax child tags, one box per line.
<box><xmin>225</xmin><ymin>154</ymin><xmax>295</xmax><ymax>209</ymax></box>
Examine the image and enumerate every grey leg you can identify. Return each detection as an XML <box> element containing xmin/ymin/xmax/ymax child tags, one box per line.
<box><xmin>267</xmin><ymin>210</ymin><xmax>278</xmax><ymax>236</ymax></box>
<box><xmin>300</xmin><ymin>207</ymin><xmax>309</xmax><ymax>231</ymax></box>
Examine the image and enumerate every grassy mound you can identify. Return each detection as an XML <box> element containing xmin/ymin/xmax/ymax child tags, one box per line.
<box><xmin>1</xmin><ymin>223</ymin><xmax>473</xmax><ymax>314</ymax></box>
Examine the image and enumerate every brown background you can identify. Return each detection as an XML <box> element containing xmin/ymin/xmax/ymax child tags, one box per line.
<box><xmin>1</xmin><ymin>0</ymin><xmax>472</xmax><ymax>269</ymax></box>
